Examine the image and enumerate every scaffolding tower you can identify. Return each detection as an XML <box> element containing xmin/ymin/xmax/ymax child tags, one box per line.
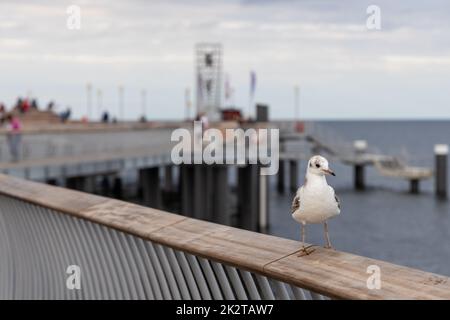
<box><xmin>195</xmin><ymin>43</ymin><xmax>222</xmax><ymax>120</ymax></box>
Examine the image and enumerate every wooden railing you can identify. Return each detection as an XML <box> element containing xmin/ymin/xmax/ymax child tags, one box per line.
<box><xmin>0</xmin><ymin>173</ymin><xmax>449</xmax><ymax>299</ymax></box>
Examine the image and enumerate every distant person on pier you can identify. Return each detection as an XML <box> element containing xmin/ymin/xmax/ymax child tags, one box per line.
<box><xmin>31</xmin><ymin>99</ymin><xmax>39</xmax><ymax>110</ymax></box>
<box><xmin>0</xmin><ymin>103</ymin><xmax>6</xmax><ymax>124</ymax></box>
<box><xmin>5</xmin><ymin>114</ymin><xmax>22</xmax><ymax>162</ymax></box>
<box><xmin>21</xmin><ymin>99</ymin><xmax>30</xmax><ymax>113</ymax></box>
<box><xmin>59</xmin><ymin>107</ymin><xmax>71</xmax><ymax>123</ymax></box>
<box><xmin>101</xmin><ymin>111</ymin><xmax>109</xmax><ymax>123</ymax></box>
<box><xmin>47</xmin><ymin>101</ymin><xmax>55</xmax><ymax>112</ymax></box>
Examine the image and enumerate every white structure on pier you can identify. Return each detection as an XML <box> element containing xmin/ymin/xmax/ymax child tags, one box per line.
<box><xmin>195</xmin><ymin>43</ymin><xmax>222</xmax><ymax>120</ymax></box>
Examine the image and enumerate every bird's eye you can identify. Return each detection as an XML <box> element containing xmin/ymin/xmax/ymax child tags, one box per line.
<box><xmin>315</xmin><ymin>163</ymin><xmax>320</xmax><ymax>168</ymax></box>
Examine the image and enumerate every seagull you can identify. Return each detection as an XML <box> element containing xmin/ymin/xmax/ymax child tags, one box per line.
<box><xmin>291</xmin><ymin>155</ymin><xmax>341</xmax><ymax>256</ymax></box>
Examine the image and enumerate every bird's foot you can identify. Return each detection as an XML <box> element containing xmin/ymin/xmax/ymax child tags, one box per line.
<box><xmin>323</xmin><ymin>245</ymin><xmax>335</xmax><ymax>250</ymax></box>
<box><xmin>297</xmin><ymin>245</ymin><xmax>315</xmax><ymax>257</ymax></box>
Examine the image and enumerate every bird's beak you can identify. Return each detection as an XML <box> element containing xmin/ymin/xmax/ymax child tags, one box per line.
<box><xmin>323</xmin><ymin>168</ymin><xmax>336</xmax><ymax>176</ymax></box>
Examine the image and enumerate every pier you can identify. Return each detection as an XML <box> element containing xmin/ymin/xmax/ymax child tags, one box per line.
<box><xmin>276</xmin><ymin>121</ymin><xmax>436</xmax><ymax>194</ymax></box>
<box><xmin>0</xmin><ymin>120</ymin><xmax>445</xmax><ymax>232</ymax></box>
<box><xmin>0</xmin><ymin>120</ymin><xmax>447</xmax><ymax>299</ymax></box>
<box><xmin>4</xmin><ymin>0</ymin><xmax>450</xmax><ymax>303</ymax></box>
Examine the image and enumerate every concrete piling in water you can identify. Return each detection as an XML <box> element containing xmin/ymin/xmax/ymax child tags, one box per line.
<box><xmin>277</xmin><ymin>160</ymin><xmax>285</xmax><ymax>193</ymax></box>
<box><xmin>100</xmin><ymin>175</ymin><xmax>111</xmax><ymax>196</ymax></box>
<box><xmin>139</xmin><ymin>167</ymin><xmax>161</xmax><ymax>209</ymax></box>
<box><xmin>112</xmin><ymin>176</ymin><xmax>123</xmax><ymax>199</ymax></box>
<box><xmin>410</xmin><ymin>179</ymin><xmax>419</xmax><ymax>194</ymax></box>
<box><xmin>46</xmin><ymin>178</ymin><xmax>58</xmax><ymax>186</ymax></box>
<box><xmin>193</xmin><ymin>165</ymin><xmax>208</xmax><ymax>220</ymax></box>
<box><xmin>179</xmin><ymin>164</ymin><xmax>230</xmax><ymax>224</ymax></box>
<box><xmin>353</xmin><ymin>140</ymin><xmax>367</xmax><ymax>190</ymax></box>
<box><xmin>180</xmin><ymin>164</ymin><xmax>194</xmax><ymax>217</ymax></box>
<box><xmin>164</xmin><ymin>165</ymin><xmax>173</xmax><ymax>192</ymax></box>
<box><xmin>237</xmin><ymin>164</ymin><xmax>259</xmax><ymax>231</ymax></box>
<box><xmin>289</xmin><ymin>160</ymin><xmax>299</xmax><ymax>192</ymax></box>
<box><xmin>259</xmin><ymin>171</ymin><xmax>269</xmax><ymax>232</ymax></box>
<box><xmin>211</xmin><ymin>165</ymin><xmax>229</xmax><ymax>225</ymax></box>
<box><xmin>66</xmin><ymin>176</ymin><xmax>95</xmax><ymax>192</ymax></box>
<box><xmin>435</xmin><ymin>144</ymin><xmax>448</xmax><ymax>199</ymax></box>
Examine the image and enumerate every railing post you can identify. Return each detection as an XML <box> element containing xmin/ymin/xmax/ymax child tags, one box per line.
<box><xmin>435</xmin><ymin>144</ymin><xmax>448</xmax><ymax>199</ymax></box>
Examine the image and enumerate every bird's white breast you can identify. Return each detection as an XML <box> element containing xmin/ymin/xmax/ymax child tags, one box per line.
<box><xmin>292</xmin><ymin>184</ymin><xmax>340</xmax><ymax>224</ymax></box>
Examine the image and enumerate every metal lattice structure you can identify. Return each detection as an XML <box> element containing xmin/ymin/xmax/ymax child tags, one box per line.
<box><xmin>195</xmin><ymin>43</ymin><xmax>222</xmax><ymax>120</ymax></box>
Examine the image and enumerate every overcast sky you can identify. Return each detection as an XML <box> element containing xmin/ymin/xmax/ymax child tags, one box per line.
<box><xmin>1</xmin><ymin>0</ymin><xmax>450</xmax><ymax>120</ymax></box>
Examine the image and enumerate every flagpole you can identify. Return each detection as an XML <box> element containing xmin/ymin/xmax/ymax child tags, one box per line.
<box><xmin>86</xmin><ymin>83</ymin><xmax>92</xmax><ymax>120</ymax></box>
<box><xmin>118</xmin><ymin>85</ymin><xmax>124</xmax><ymax>122</ymax></box>
<box><xmin>185</xmin><ymin>87</ymin><xmax>191</xmax><ymax>120</ymax></box>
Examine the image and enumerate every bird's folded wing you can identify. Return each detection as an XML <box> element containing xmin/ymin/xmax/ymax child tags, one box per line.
<box><xmin>331</xmin><ymin>186</ymin><xmax>341</xmax><ymax>210</ymax></box>
<box><xmin>291</xmin><ymin>192</ymin><xmax>301</xmax><ymax>214</ymax></box>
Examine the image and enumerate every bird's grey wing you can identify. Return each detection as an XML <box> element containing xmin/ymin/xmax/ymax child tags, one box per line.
<box><xmin>334</xmin><ymin>192</ymin><xmax>341</xmax><ymax>210</ymax></box>
<box><xmin>329</xmin><ymin>186</ymin><xmax>341</xmax><ymax>210</ymax></box>
<box><xmin>334</xmin><ymin>193</ymin><xmax>341</xmax><ymax>210</ymax></box>
<box><xmin>291</xmin><ymin>188</ymin><xmax>302</xmax><ymax>213</ymax></box>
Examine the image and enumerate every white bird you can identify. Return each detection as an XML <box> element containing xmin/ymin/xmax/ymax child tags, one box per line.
<box><xmin>291</xmin><ymin>155</ymin><xmax>341</xmax><ymax>256</ymax></box>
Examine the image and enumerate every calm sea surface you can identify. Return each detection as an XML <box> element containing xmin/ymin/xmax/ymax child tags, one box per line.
<box><xmin>268</xmin><ymin>121</ymin><xmax>450</xmax><ymax>276</ymax></box>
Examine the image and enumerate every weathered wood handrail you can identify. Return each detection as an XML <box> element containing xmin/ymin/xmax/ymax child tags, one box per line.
<box><xmin>0</xmin><ymin>173</ymin><xmax>449</xmax><ymax>299</ymax></box>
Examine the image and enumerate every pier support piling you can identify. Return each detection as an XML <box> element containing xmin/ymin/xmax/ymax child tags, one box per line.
<box><xmin>46</xmin><ymin>178</ymin><xmax>58</xmax><ymax>186</ymax></box>
<box><xmin>101</xmin><ymin>175</ymin><xmax>111</xmax><ymax>196</ymax></box>
<box><xmin>112</xmin><ymin>176</ymin><xmax>123</xmax><ymax>199</ymax></box>
<box><xmin>193</xmin><ymin>165</ymin><xmax>208</xmax><ymax>220</ymax></box>
<box><xmin>139</xmin><ymin>167</ymin><xmax>161</xmax><ymax>209</ymax></box>
<box><xmin>259</xmin><ymin>171</ymin><xmax>269</xmax><ymax>233</ymax></box>
<box><xmin>180</xmin><ymin>164</ymin><xmax>229</xmax><ymax>223</ymax></box>
<box><xmin>211</xmin><ymin>165</ymin><xmax>229</xmax><ymax>225</ymax></box>
<box><xmin>289</xmin><ymin>160</ymin><xmax>299</xmax><ymax>192</ymax></box>
<box><xmin>180</xmin><ymin>165</ymin><xmax>194</xmax><ymax>217</ymax></box>
<box><xmin>164</xmin><ymin>165</ymin><xmax>173</xmax><ymax>192</ymax></box>
<box><xmin>354</xmin><ymin>165</ymin><xmax>365</xmax><ymax>190</ymax></box>
<box><xmin>238</xmin><ymin>164</ymin><xmax>260</xmax><ymax>232</ymax></box>
<box><xmin>435</xmin><ymin>144</ymin><xmax>448</xmax><ymax>199</ymax></box>
<box><xmin>353</xmin><ymin>140</ymin><xmax>367</xmax><ymax>191</ymax></box>
<box><xmin>277</xmin><ymin>160</ymin><xmax>285</xmax><ymax>193</ymax></box>
<box><xmin>410</xmin><ymin>179</ymin><xmax>419</xmax><ymax>194</ymax></box>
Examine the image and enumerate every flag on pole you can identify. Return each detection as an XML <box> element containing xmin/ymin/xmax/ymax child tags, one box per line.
<box><xmin>224</xmin><ymin>73</ymin><xmax>231</xmax><ymax>102</ymax></box>
<box><xmin>250</xmin><ymin>70</ymin><xmax>257</xmax><ymax>97</ymax></box>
